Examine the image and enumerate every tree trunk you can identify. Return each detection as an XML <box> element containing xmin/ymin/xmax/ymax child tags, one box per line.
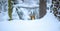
<box><xmin>8</xmin><ymin>0</ymin><xmax>12</xmax><ymax>20</ymax></box>
<box><xmin>39</xmin><ymin>0</ymin><xmax>46</xmax><ymax>18</ymax></box>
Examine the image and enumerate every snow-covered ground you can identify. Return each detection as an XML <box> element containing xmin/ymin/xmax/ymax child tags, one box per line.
<box><xmin>0</xmin><ymin>0</ymin><xmax>60</xmax><ymax>31</ymax></box>
<box><xmin>0</xmin><ymin>9</ymin><xmax>60</xmax><ymax>31</ymax></box>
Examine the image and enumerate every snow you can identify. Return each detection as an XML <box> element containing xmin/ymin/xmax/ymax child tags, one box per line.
<box><xmin>0</xmin><ymin>0</ymin><xmax>39</xmax><ymax>20</ymax></box>
<box><xmin>0</xmin><ymin>0</ymin><xmax>60</xmax><ymax>31</ymax></box>
<box><xmin>0</xmin><ymin>0</ymin><xmax>9</xmax><ymax>21</ymax></box>
<box><xmin>0</xmin><ymin>10</ymin><xmax>60</xmax><ymax>31</ymax></box>
<box><xmin>12</xmin><ymin>3</ymin><xmax>39</xmax><ymax>20</ymax></box>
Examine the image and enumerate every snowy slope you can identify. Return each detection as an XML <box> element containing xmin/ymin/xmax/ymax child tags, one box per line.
<box><xmin>0</xmin><ymin>10</ymin><xmax>60</xmax><ymax>31</ymax></box>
